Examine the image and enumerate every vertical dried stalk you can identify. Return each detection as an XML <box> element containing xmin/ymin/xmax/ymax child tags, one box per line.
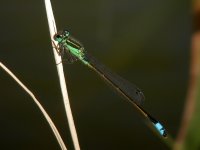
<box><xmin>44</xmin><ymin>0</ymin><xmax>80</xmax><ymax>149</ymax></box>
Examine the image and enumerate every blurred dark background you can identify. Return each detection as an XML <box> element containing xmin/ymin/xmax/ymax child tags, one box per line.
<box><xmin>0</xmin><ymin>0</ymin><xmax>191</xmax><ymax>149</ymax></box>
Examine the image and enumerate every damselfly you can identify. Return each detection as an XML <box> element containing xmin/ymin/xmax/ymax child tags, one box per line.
<box><xmin>53</xmin><ymin>30</ymin><xmax>167</xmax><ymax>137</ymax></box>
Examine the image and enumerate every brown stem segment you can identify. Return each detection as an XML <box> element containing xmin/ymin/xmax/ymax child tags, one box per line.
<box><xmin>174</xmin><ymin>1</ymin><xmax>200</xmax><ymax>149</ymax></box>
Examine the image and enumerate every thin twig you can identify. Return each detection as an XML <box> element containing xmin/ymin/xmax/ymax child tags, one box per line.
<box><xmin>44</xmin><ymin>0</ymin><xmax>80</xmax><ymax>150</ymax></box>
<box><xmin>0</xmin><ymin>62</ymin><xmax>67</xmax><ymax>150</ymax></box>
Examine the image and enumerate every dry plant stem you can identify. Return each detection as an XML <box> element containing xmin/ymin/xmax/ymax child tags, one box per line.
<box><xmin>174</xmin><ymin>3</ymin><xmax>200</xmax><ymax>147</ymax></box>
<box><xmin>0</xmin><ymin>62</ymin><xmax>67</xmax><ymax>150</ymax></box>
<box><xmin>44</xmin><ymin>0</ymin><xmax>80</xmax><ymax>149</ymax></box>
<box><xmin>174</xmin><ymin>32</ymin><xmax>200</xmax><ymax>149</ymax></box>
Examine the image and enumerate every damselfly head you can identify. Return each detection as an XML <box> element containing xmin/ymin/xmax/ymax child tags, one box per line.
<box><xmin>62</xmin><ymin>30</ymin><xmax>70</xmax><ymax>37</ymax></box>
<box><xmin>53</xmin><ymin>33</ymin><xmax>63</xmax><ymax>42</ymax></box>
<box><xmin>53</xmin><ymin>30</ymin><xmax>70</xmax><ymax>42</ymax></box>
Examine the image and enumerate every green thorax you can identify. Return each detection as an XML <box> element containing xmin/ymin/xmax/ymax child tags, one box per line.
<box><xmin>60</xmin><ymin>36</ymin><xmax>89</xmax><ymax>65</ymax></box>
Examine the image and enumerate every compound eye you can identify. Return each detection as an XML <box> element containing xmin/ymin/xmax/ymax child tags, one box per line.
<box><xmin>53</xmin><ymin>34</ymin><xmax>61</xmax><ymax>41</ymax></box>
<box><xmin>56</xmin><ymin>34</ymin><xmax>61</xmax><ymax>38</ymax></box>
<box><xmin>63</xmin><ymin>30</ymin><xmax>69</xmax><ymax>36</ymax></box>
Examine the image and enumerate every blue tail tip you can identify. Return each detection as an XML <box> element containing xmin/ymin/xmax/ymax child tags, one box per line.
<box><xmin>154</xmin><ymin>122</ymin><xmax>167</xmax><ymax>138</ymax></box>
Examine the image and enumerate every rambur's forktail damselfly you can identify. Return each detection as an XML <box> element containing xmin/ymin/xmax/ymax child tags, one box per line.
<box><xmin>53</xmin><ymin>30</ymin><xmax>167</xmax><ymax>138</ymax></box>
